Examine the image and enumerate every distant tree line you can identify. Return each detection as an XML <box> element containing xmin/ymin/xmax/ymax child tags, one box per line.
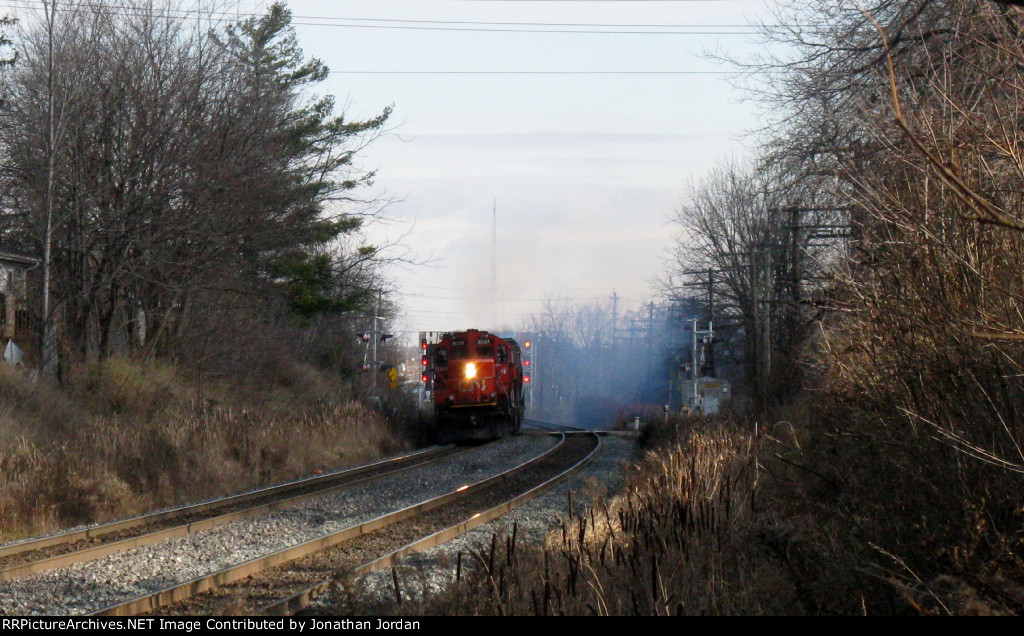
<box><xmin>526</xmin><ymin>297</ymin><xmax>683</xmax><ymax>423</ymax></box>
<box><xmin>0</xmin><ymin>1</ymin><xmax>396</xmax><ymax>384</ymax></box>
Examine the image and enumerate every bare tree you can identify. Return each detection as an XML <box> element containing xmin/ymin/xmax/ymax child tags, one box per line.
<box><xmin>0</xmin><ymin>1</ymin><xmax>392</xmax><ymax>377</ymax></box>
<box><xmin>663</xmin><ymin>153</ymin><xmax>843</xmax><ymax>404</ymax></box>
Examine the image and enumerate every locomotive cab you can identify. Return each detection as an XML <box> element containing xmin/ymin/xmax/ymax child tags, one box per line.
<box><xmin>430</xmin><ymin>329</ymin><xmax>524</xmax><ymax>442</ymax></box>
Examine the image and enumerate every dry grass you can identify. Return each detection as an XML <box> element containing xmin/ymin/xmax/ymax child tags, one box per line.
<box><xmin>757</xmin><ymin>396</ymin><xmax>1024</xmax><ymax>616</ymax></box>
<box><xmin>356</xmin><ymin>415</ymin><xmax>803</xmax><ymax>616</ymax></box>
<box><xmin>350</xmin><ymin>396</ymin><xmax>1024</xmax><ymax>616</ymax></box>
<box><xmin>0</xmin><ymin>358</ymin><xmax>405</xmax><ymax>541</ymax></box>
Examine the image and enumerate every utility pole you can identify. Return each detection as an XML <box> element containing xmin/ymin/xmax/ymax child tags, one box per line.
<box><xmin>371</xmin><ymin>294</ymin><xmax>379</xmax><ymax>398</ymax></box>
<box><xmin>367</xmin><ymin>290</ymin><xmax>394</xmax><ymax>400</ymax></box>
<box><xmin>707</xmin><ymin>268</ymin><xmax>715</xmax><ymax>323</ymax></box>
<box><xmin>789</xmin><ymin>206</ymin><xmax>803</xmax><ymax>349</ymax></box>
<box><xmin>790</xmin><ymin>207</ymin><xmax>801</xmax><ymax>306</ymax></box>
<box><xmin>610</xmin><ymin>291</ymin><xmax>618</xmax><ymax>400</ymax></box>
<box><xmin>749</xmin><ymin>248</ymin><xmax>760</xmax><ymax>402</ymax></box>
<box><xmin>689</xmin><ymin>318</ymin><xmax>714</xmax><ymax>414</ymax></box>
<box><xmin>611</xmin><ymin>291</ymin><xmax>618</xmax><ymax>342</ymax></box>
<box><xmin>41</xmin><ymin>0</ymin><xmax>58</xmax><ymax>379</ymax></box>
<box><xmin>746</xmin><ymin>244</ymin><xmax>778</xmax><ymax>411</ymax></box>
<box><xmin>647</xmin><ymin>301</ymin><xmax>654</xmax><ymax>384</ymax></box>
<box><xmin>762</xmin><ymin>251</ymin><xmax>772</xmax><ymax>395</ymax></box>
<box><xmin>692</xmin><ymin>318</ymin><xmax>699</xmax><ymax>401</ymax></box>
<box><xmin>748</xmin><ymin>246</ymin><xmax>774</xmax><ymax>411</ymax></box>
<box><xmin>491</xmin><ymin>200</ymin><xmax>497</xmax><ymax>328</ymax></box>
<box><xmin>706</xmin><ymin>268</ymin><xmax>715</xmax><ymax>377</ymax></box>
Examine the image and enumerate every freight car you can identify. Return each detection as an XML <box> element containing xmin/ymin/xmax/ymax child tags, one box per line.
<box><xmin>423</xmin><ymin>329</ymin><xmax>525</xmax><ymax>443</ymax></box>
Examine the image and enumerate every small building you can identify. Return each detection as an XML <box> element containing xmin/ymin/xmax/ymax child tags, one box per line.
<box><xmin>681</xmin><ymin>376</ymin><xmax>731</xmax><ymax>416</ymax></box>
<box><xmin>0</xmin><ymin>247</ymin><xmax>37</xmax><ymax>339</ymax></box>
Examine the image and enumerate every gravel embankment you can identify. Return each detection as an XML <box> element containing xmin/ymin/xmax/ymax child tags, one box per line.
<box><xmin>0</xmin><ymin>434</ymin><xmax>560</xmax><ymax>616</ymax></box>
<box><xmin>159</xmin><ymin>435</ymin><xmax>605</xmax><ymax>615</ymax></box>
<box><xmin>316</xmin><ymin>434</ymin><xmax>640</xmax><ymax>612</ymax></box>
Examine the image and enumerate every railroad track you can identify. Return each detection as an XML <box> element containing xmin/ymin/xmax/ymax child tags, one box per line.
<box><xmin>0</xmin><ymin>445</ymin><xmax>467</xmax><ymax>584</ymax></box>
<box><xmin>522</xmin><ymin>418</ymin><xmax>588</xmax><ymax>433</ymax></box>
<box><xmin>93</xmin><ymin>432</ymin><xmax>601</xmax><ymax>616</ymax></box>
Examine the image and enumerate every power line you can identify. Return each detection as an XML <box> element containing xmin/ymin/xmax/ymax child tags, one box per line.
<box><xmin>0</xmin><ymin>3</ymin><xmax>747</xmax><ymax>74</ymax></box>
<box><xmin>328</xmin><ymin>69</ymin><xmax>734</xmax><ymax>75</ymax></box>
<box><xmin>290</xmin><ymin>16</ymin><xmax>764</xmax><ymax>29</ymax></box>
<box><xmin>1</xmin><ymin>1</ymin><xmax>771</xmax><ymax>35</ymax></box>
<box><xmin>456</xmin><ymin>1</ymin><xmax>751</xmax><ymax>3</ymax></box>
<box><xmin>293</xmin><ymin>23</ymin><xmax>756</xmax><ymax>35</ymax></box>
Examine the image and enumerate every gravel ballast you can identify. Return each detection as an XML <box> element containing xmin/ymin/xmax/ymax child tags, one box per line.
<box><xmin>314</xmin><ymin>434</ymin><xmax>639</xmax><ymax>613</ymax></box>
<box><xmin>0</xmin><ymin>434</ymin><xmax>562</xmax><ymax>616</ymax></box>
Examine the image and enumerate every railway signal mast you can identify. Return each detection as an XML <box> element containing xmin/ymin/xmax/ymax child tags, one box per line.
<box><xmin>418</xmin><ymin>331</ymin><xmax>446</xmax><ymax>404</ymax></box>
<box><xmin>689</xmin><ymin>319</ymin><xmax>713</xmax><ymax>409</ymax></box>
<box><xmin>522</xmin><ymin>339</ymin><xmax>533</xmax><ymax>407</ymax></box>
<box><xmin>357</xmin><ymin>292</ymin><xmax>396</xmax><ymax>399</ymax></box>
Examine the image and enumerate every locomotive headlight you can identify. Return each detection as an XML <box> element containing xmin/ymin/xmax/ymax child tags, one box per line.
<box><xmin>465</xmin><ymin>362</ymin><xmax>477</xmax><ymax>380</ymax></box>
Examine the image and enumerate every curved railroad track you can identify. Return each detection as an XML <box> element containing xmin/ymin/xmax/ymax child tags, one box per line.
<box><xmin>522</xmin><ymin>418</ymin><xmax>588</xmax><ymax>433</ymax></box>
<box><xmin>96</xmin><ymin>432</ymin><xmax>601</xmax><ymax>616</ymax></box>
<box><xmin>0</xmin><ymin>434</ymin><xmax>563</xmax><ymax>615</ymax></box>
<box><xmin>0</xmin><ymin>446</ymin><xmax>468</xmax><ymax>585</ymax></box>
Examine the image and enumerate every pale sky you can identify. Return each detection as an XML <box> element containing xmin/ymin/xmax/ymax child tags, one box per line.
<box><xmin>10</xmin><ymin>0</ymin><xmax>776</xmax><ymax>338</ymax></box>
<box><xmin>269</xmin><ymin>0</ymin><xmax>773</xmax><ymax>338</ymax></box>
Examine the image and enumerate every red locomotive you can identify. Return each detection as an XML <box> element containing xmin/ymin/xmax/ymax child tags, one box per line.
<box><xmin>424</xmin><ymin>329</ymin><xmax>525</xmax><ymax>442</ymax></box>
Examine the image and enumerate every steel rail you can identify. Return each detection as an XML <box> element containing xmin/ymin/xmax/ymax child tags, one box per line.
<box><xmin>525</xmin><ymin>419</ymin><xmax>638</xmax><ymax>439</ymax></box>
<box><xmin>260</xmin><ymin>432</ymin><xmax>603</xmax><ymax>616</ymax></box>
<box><xmin>89</xmin><ymin>433</ymin><xmax>569</xmax><ymax>617</ymax></box>
<box><xmin>0</xmin><ymin>445</ymin><xmax>463</xmax><ymax>582</ymax></box>
<box><xmin>523</xmin><ymin>419</ymin><xmax>589</xmax><ymax>433</ymax></box>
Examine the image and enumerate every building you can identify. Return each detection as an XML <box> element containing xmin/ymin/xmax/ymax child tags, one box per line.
<box><xmin>0</xmin><ymin>247</ymin><xmax>37</xmax><ymax>340</ymax></box>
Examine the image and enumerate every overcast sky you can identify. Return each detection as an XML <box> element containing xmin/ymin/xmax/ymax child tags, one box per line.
<box><xmin>14</xmin><ymin>0</ymin><xmax>776</xmax><ymax>338</ymax></box>
<box><xmin>279</xmin><ymin>0</ymin><xmax>774</xmax><ymax>338</ymax></box>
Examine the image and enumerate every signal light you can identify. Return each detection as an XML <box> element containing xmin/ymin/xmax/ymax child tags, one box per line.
<box><xmin>523</xmin><ymin>360</ymin><xmax>531</xmax><ymax>367</ymax></box>
<box><xmin>421</xmin><ymin>338</ymin><xmax>428</xmax><ymax>350</ymax></box>
<box><xmin>359</xmin><ymin>332</ymin><xmax>370</xmax><ymax>342</ymax></box>
<box><xmin>421</xmin><ymin>355</ymin><xmax>429</xmax><ymax>366</ymax></box>
<box><xmin>524</xmin><ymin>375</ymin><xmax>531</xmax><ymax>383</ymax></box>
<box><xmin>421</xmin><ymin>373</ymin><xmax>429</xmax><ymax>383</ymax></box>
<box><xmin>524</xmin><ymin>341</ymin><xmax>531</xmax><ymax>349</ymax></box>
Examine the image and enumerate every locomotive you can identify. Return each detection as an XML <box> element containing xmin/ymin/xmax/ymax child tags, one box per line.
<box><xmin>423</xmin><ymin>329</ymin><xmax>525</xmax><ymax>443</ymax></box>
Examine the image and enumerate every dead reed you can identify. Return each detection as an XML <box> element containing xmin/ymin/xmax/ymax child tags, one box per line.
<box><xmin>378</xmin><ymin>417</ymin><xmax>798</xmax><ymax>616</ymax></box>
